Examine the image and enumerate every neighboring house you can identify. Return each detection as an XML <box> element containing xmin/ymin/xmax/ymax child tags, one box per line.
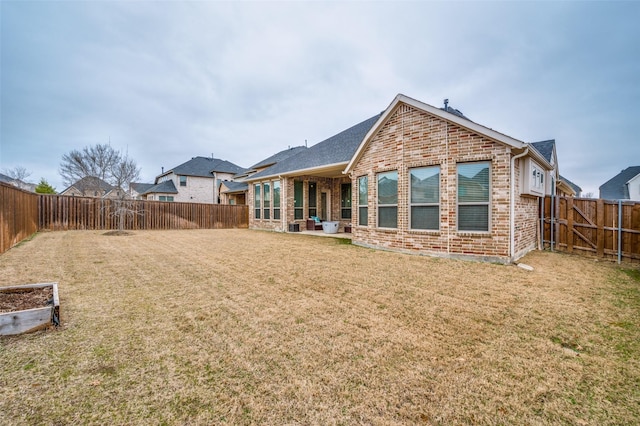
<box><xmin>0</xmin><ymin>173</ymin><xmax>36</xmax><ymax>192</ymax></box>
<box><xmin>599</xmin><ymin>166</ymin><xmax>640</xmax><ymax>200</ymax></box>
<box><xmin>143</xmin><ymin>156</ymin><xmax>246</xmax><ymax>204</ymax></box>
<box><xmin>60</xmin><ymin>176</ymin><xmax>123</xmax><ymax>198</ymax></box>
<box><xmin>129</xmin><ymin>183</ymin><xmax>155</xmax><ymax>200</ymax></box>
<box><xmin>219</xmin><ymin>146</ymin><xmax>308</xmax><ymax>205</ymax></box>
<box><xmin>247</xmin><ymin>93</ymin><xmax>562</xmax><ymax>263</ymax></box>
<box><xmin>559</xmin><ymin>175</ymin><xmax>582</xmax><ymax>197</ymax></box>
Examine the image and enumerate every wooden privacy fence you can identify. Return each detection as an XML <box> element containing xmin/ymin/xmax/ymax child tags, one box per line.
<box><xmin>0</xmin><ymin>183</ymin><xmax>248</xmax><ymax>254</ymax></box>
<box><xmin>541</xmin><ymin>196</ymin><xmax>640</xmax><ymax>263</ymax></box>
<box><xmin>0</xmin><ymin>183</ymin><xmax>38</xmax><ymax>254</ymax></box>
<box><xmin>38</xmin><ymin>195</ymin><xmax>249</xmax><ymax>231</ymax></box>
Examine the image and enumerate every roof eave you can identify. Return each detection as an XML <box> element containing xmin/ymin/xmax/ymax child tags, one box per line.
<box><xmin>246</xmin><ymin>162</ymin><xmax>349</xmax><ymax>182</ymax></box>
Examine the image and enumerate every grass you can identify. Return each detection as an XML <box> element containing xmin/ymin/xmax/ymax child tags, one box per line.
<box><xmin>1</xmin><ymin>229</ymin><xmax>639</xmax><ymax>425</ymax></box>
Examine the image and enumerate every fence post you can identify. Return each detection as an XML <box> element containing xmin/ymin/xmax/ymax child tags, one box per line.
<box><xmin>596</xmin><ymin>198</ymin><xmax>605</xmax><ymax>257</ymax></box>
<box><xmin>618</xmin><ymin>199</ymin><xmax>622</xmax><ymax>264</ymax></box>
<box><xmin>567</xmin><ymin>197</ymin><xmax>574</xmax><ymax>254</ymax></box>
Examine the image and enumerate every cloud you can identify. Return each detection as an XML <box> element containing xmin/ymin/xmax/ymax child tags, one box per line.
<box><xmin>1</xmin><ymin>1</ymin><xmax>639</xmax><ymax>195</ymax></box>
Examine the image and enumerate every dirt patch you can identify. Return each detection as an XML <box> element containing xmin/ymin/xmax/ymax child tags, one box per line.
<box><xmin>0</xmin><ymin>287</ymin><xmax>53</xmax><ymax>313</ymax></box>
<box><xmin>102</xmin><ymin>230</ymin><xmax>133</xmax><ymax>236</ymax></box>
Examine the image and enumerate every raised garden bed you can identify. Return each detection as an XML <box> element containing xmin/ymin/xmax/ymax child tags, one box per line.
<box><xmin>0</xmin><ymin>282</ymin><xmax>60</xmax><ymax>336</ymax></box>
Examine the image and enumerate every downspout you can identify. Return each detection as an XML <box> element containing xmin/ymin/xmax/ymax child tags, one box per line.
<box><xmin>510</xmin><ymin>147</ymin><xmax>529</xmax><ymax>262</ymax></box>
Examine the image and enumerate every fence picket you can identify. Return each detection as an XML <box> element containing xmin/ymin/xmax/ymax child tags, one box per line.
<box><xmin>1</xmin><ymin>183</ymin><xmax>249</xmax><ymax>254</ymax></box>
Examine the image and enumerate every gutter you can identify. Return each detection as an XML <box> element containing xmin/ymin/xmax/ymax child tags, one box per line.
<box><xmin>510</xmin><ymin>147</ymin><xmax>529</xmax><ymax>261</ymax></box>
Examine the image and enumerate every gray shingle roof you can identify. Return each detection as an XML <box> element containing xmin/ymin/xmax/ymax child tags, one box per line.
<box><xmin>441</xmin><ymin>105</ymin><xmax>470</xmax><ymax>120</ymax></box>
<box><xmin>220</xmin><ymin>180</ymin><xmax>248</xmax><ymax>193</ymax></box>
<box><xmin>530</xmin><ymin>140</ymin><xmax>555</xmax><ymax>163</ymax></box>
<box><xmin>143</xmin><ymin>180</ymin><xmax>178</xmax><ymax>195</ymax></box>
<box><xmin>167</xmin><ymin>156</ymin><xmax>246</xmax><ymax>178</ymax></box>
<box><xmin>248</xmin><ymin>114</ymin><xmax>382</xmax><ymax>180</ymax></box>
<box><xmin>599</xmin><ymin>166</ymin><xmax>640</xmax><ymax>200</ymax></box>
<box><xmin>63</xmin><ymin>176</ymin><xmax>113</xmax><ymax>194</ymax></box>
<box><xmin>250</xmin><ymin>146</ymin><xmax>308</xmax><ymax>169</ymax></box>
<box><xmin>130</xmin><ymin>182</ymin><xmax>155</xmax><ymax>194</ymax></box>
<box><xmin>559</xmin><ymin>175</ymin><xmax>582</xmax><ymax>196</ymax></box>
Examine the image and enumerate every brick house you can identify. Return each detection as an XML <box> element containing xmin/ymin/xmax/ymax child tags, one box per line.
<box><xmin>218</xmin><ymin>146</ymin><xmax>308</xmax><ymax>205</ymax></box>
<box><xmin>245</xmin><ymin>115</ymin><xmax>381</xmax><ymax>232</ymax></box>
<box><xmin>248</xmin><ymin>94</ymin><xmax>562</xmax><ymax>263</ymax></box>
<box><xmin>60</xmin><ymin>176</ymin><xmax>123</xmax><ymax>199</ymax></box>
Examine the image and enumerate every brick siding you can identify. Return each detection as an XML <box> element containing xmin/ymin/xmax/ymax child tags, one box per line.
<box><xmin>350</xmin><ymin>103</ymin><xmax>537</xmax><ymax>263</ymax></box>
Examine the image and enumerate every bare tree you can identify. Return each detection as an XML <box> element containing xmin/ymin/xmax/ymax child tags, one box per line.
<box><xmin>2</xmin><ymin>166</ymin><xmax>32</xmax><ymax>181</ymax></box>
<box><xmin>1</xmin><ymin>166</ymin><xmax>33</xmax><ymax>190</ymax></box>
<box><xmin>60</xmin><ymin>143</ymin><xmax>142</xmax><ymax>232</ymax></box>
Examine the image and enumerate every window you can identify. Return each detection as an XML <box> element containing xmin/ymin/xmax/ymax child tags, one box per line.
<box><xmin>377</xmin><ymin>171</ymin><xmax>398</xmax><ymax>228</ymax></box>
<box><xmin>410</xmin><ymin>166</ymin><xmax>440</xmax><ymax>230</ymax></box>
<box><xmin>263</xmin><ymin>182</ymin><xmax>271</xmax><ymax>220</ymax></box>
<box><xmin>341</xmin><ymin>183</ymin><xmax>352</xmax><ymax>219</ymax></box>
<box><xmin>294</xmin><ymin>181</ymin><xmax>303</xmax><ymax>220</ymax></box>
<box><xmin>159</xmin><ymin>196</ymin><xmax>174</xmax><ymax>202</ymax></box>
<box><xmin>180</xmin><ymin>176</ymin><xmax>187</xmax><ymax>187</ymax></box>
<box><xmin>254</xmin><ymin>184</ymin><xmax>261</xmax><ymax>219</ymax></box>
<box><xmin>308</xmin><ymin>182</ymin><xmax>317</xmax><ymax>218</ymax></box>
<box><xmin>533</xmin><ymin>167</ymin><xmax>544</xmax><ymax>190</ymax></box>
<box><xmin>457</xmin><ymin>162</ymin><xmax>490</xmax><ymax>232</ymax></box>
<box><xmin>358</xmin><ymin>176</ymin><xmax>368</xmax><ymax>226</ymax></box>
<box><xmin>273</xmin><ymin>181</ymin><xmax>281</xmax><ymax>220</ymax></box>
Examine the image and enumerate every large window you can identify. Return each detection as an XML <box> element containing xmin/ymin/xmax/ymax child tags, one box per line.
<box><xmin>263</xmin><ymin>182</ymin><xmax>270</xmax><ymax>220</ymax></box>
<box><xmin>358</xmin><ymin>176</ymin><xmax>368</xmax><ymax>226</ymax></box>
<box><xmin>308</xmin><ymin>182</ymin><xmax>317</xmax><ymax>218</ymax></box>
<box><xmin>273</xmin><ymin>181</ymin><xmax>281</xmax><ymax>220</ymax></box>
<box><xmin>410</xmin><ymin>166</ymin><xmax>440</xmax><ymax>230</ymax></box>
<box><xmin>377</xmin><ymin>171</ymin><xmax>398</xmax><ymax>228</ymax></box>
<box><xmin>254</xmin><ymin>184</ymin><xmax>261</xmax><ymax>220</ymax></box>
<box><xmin>457</xmin><ymin>161</ymin><xmax>490</xmax><ymax>232</ymax></box>
<box><xmin>294</xmin><ymin>181</ymin><xmax>303</xmax><ymax>220</ymax></box>
<box><xmin>341</xmin><ymin>183</ymin><xmax>352</xmax><ymax>219</ymax></box>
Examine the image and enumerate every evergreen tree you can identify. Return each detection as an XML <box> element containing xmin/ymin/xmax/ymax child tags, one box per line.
<box><xmin>35</xmin><ymin>178</ymin><xmax>57</xmax><ymax>194</ymax></box>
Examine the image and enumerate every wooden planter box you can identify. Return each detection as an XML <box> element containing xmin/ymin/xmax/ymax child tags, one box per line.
<box><xmin>0</xmin><ymin>282</ymin><xmax>60</xmax><ymax>336</ymax></box>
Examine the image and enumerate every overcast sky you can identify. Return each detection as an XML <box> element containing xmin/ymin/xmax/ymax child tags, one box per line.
<box><xmin>1</xmin><ymin>1</ymin><xmax>638</xmax><ymax>196</ymax></box>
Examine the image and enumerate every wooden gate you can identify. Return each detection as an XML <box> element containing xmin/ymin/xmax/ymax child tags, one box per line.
<box><xmin>541</xmin><ymin>196</ymin><xmax>640</xmax><ymax>263</ymax></box>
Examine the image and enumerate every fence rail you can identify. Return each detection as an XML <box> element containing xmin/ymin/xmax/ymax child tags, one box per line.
<box><xmin>541</xmin><ymin>196</ymin><xmax>640</xmax><ymax>263</ymax></box>
<box><xmin>0</xmin><ymin>183</ymin><xmax>248</xmax><ymax>254</ymax></box>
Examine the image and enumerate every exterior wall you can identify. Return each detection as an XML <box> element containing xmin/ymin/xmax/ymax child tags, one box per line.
<box><xmin>513</xmin><ymin>158</ymin><xmax>540</xmax><ymax>258</ymax></box>
<box><xmin>248</xmin><ymin>175</ymin><xmax>352</xmax><ymax>232</ymax></box>
<box><xmin>160</xmin><ymin>173</ymin><xmax>213</xmax><ymax>203</ymax></box>
<box><xmin>627</xmin><ymin>174</ymin><xmax>640</xmax><ymax>201</ymax></box>
<box><xmin>350</xmin><ymin>104</ymin><xmax>520</xmax><ymax>263</ymax></box>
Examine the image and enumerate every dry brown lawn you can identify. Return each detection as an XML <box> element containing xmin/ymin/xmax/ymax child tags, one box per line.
<box><xmin>1</xmin><ymin>229</ymin><xmax>639</xmax><ymax>425</ymax></box>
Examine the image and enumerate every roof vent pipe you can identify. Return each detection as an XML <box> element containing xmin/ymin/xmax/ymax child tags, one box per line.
<box><xmin>444</xmin><ymin>98</ymin><xmax>449</xmax><ymax>110</ymax></box>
